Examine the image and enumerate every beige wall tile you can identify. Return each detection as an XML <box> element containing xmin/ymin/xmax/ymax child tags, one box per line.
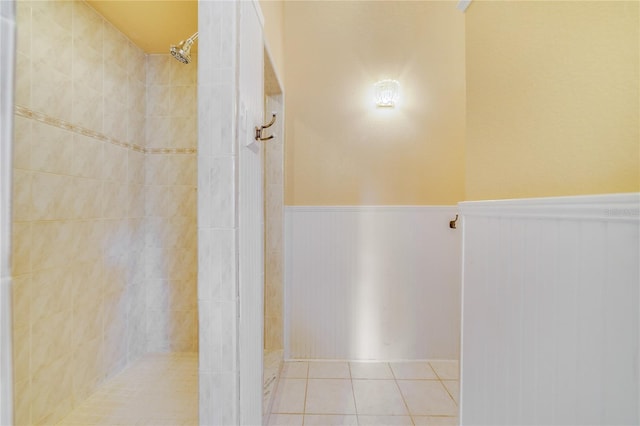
<box><xmin>31</xmin><ymin>172</ymin><xmax>67</xmax><ymax>220</ymax></box>
<box><xmin>31</xmin><ymin>353</ymin><xmax>73</xmax><ymax>424</ymax></box>
<box><xmin>168</xmin><ymin>247</ymin><xmax>197</xmax><ymax>281</ymax></box>
<box><xmin>127</xmin><ymin>184</ymin><xmax>145</xmax><ymax>218</ymax></box>
<box><xmin>128</xmin><ymin>114</ymin><xmax>146</xmax><ymax>147</ymax></box>
<box><xmin>12</xmin><ymin>322</ymin><xmax>31</xmax><ymax>386</ymax></box>
<box><xmin>72</xmin><ymin>134</ymin><xmax>104</xmax><ymax>179</ymax></box>
<box><xmin>12</xmin><ymin>169</ymin><xmax>33</xmax><ymax>221</ymax></box>
<box><xmin>30</xmin><ymin>69</ymin><xmax>72</xmax><ymax>121</ymax></box>
<box><xmin>30</xmin><ymin>267</ymin><xmax>73</xmax><ymax>325</ymax></box>
<box><xmin>171</xmin><ymin>85</ymin><xmax>197</xmax><ymax>117</ymax></box>
<box><xmin>266</xmin><ymin>277</ymin><xmax>283</xmax><ymax>320</ymax></box>
<box><xmin>16</xmin><ymin>0</ymin><xmax>31</xmax><ymax>57</ymax></box>
<box><xmin>71</xmin><ymin>177</ymin><xmax>103</xmax><ymax>220</ymax></box>
<box><xmin>171</xmin><ymin>58</ymin><xmax>197</xmax><ymax>85</ymax></box>
<box><xmin>145</xmin><ymin>154</ymin><xmax>168</xmax><ymax>185</ymax></box>
<box><xmin>30</xmin><ymin>221</ymin><xmax>68</xmax><ymax>270</ymax></box>
<box><xmin>73</xmin><ymin>41</ymin><xmax>103</xmax><ymax>94</ymax></box>
<box><xmin>168</xmin><ymin>186</ymin><xmax>196</xmax><ymax>218</ymax></box>
<box><xmin>103</xmin><ymin>21</ymin><xmax>130</xmax><ymax>73</ymax></box>
<box><xmin>170</xmin><ymin>115</ymin><xmax>197</xmax><ymax>149</ymax></box>
<box><xmin>168</xmin><ymin>310</ymin><xmax>198</xmax><ymax>352</ymax></box>
<box><xmin>147</xmin><ymin>55</ymin><xmax>172</xmax><ymax>85</ymax></box>
<box><xmin>31</xmin><ymin>0</ymin><xmax>72</xmax><ymax>31</ymax></box>
<box><xmin>148</xmin><ymin>84</ymin><xmax>171</xmax><ymax>116</ymax></box>
<box><xmin>128</xmin><ymin>150</ymin><xmax>145</xmax><ymax>184</ymax></box>
<box><xmin>265</xmin><ymin>317</ymin><xmax>283</xmax><ymax>351</ymax></box>
<box><xmin>145</xmin><ymin>185</ymin><xmax>169</xmax><ymax>217</ymax></box>
<box><xmin>103</xmin><ymin>144</ymin><xmax>129</xmax><ymax>181</ymax></box>
<box><xmin>103</xmin><ymin>101</ymin><xmax>128</xmax><ymax>143</ymax></box>
<box><xmin>11</xmin><ymin>222</ymin><xmax>31</xmax><ymax>275</ymax></box>
<box><xmin>165</xmin><ymin>216</ymin><xmax>196</xmax><ymax>248</ymax></box>
<box><xmin>146</xmin><ymin>116</ymin><xmax>171</xmax><ymax>148</ymax></box>
<box><xmin>104</xmin><ymin>321</ymin><xmax>128</xmax><ymax>373</ymax></box>
<box><xmin>166</xmin><ymin>154</ymin><xmax>197</xmax><ymax>186</ymax></box>
<box><xmin>72</xmin><ymin>82</ymin><xmax>104</xmax><ymax>132</ymax></box>
<box><xmin>13</xmin><ymin>378</ymin><xmax>31</xmax><ymax>426</ymax></box>
<box><xmin>15</xmin><ymin>52</ymin><xmax>31</xmax><ymax>107</ymax></box>
<box><xmin>72</xmin><ymin>2</ymin><xmax>103</xmax><ymax>54</ymax></box>
<box><xmin>11</xmin><ymin>274</ymin><xmax>31</xmax><ymax>330</ymax></box>
<box><xmin>31</xmin><ymin>10</ymin><xmax>71</xmax><ymax>78</ymax></box>
<box><xmin>146</xmin><ymin>308</ymin><xmax>170</xmax><ymax>351</ymax></box>
<box><xmin>12</xmin><ymin>115</ymin><xmax>31</xmax><ymax>170</ymax></box>
<box><xmin>31</xmin><ymin>310</ymin><xmax>73</xmax><ymax>382</ymax></box>
<box><xmin>72</xmin><ymin>336</ymin><xmax>104</xmax><ymax>403</ymax></box>
<box><xmin>128</xmin><ymin>41</ymin><xmax>147</xmax><ymax>84</ymax></box>
<box><xmin>168</xmin><ymin>279</ymin><xmax>198</xmax><ymax>311</ymax></box>
<box><xmin>102</xmin><ymin>182</ymin><xmax>128</xmax><ymax>218</ymax></box>
<box><xmin>30</xmin><ymin>121</ymin><xmax>73</xmax><ymax>174</ymax></box>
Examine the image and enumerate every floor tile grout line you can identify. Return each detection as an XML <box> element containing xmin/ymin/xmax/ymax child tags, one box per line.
<box><xmin>347</xmin><ymin>361</ymin><xmax>361</xmax><ymax>426</ymax></box>
<box><xmin>440</xmin><ymin>379</ymin><xmax>459</xmax><ymax>407</ymax></box>
<box><xmin>429</xmin><ymin>361</ymin><xmax>460</xmax><ymax>408</ymax></box>
<box><xmin>301</xmin><ymin>361</ymin><xmax>309</xmax><ymax>425</ymax></box>
<box><xmin>427</xmin><ymin>361</ymin><xmax>440</xmax><ymax>380</ymax></box>
<box><xmin>390</xmin><ymin>361</ymin><xmax>416</xmax><ymax>426</ymax></box>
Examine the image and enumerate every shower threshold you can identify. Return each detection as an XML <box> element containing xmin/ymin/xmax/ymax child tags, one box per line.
<box><xmin>56</xmin><ymin>352</ymin><xmax>198</xmax><ymax>426</ymax></box>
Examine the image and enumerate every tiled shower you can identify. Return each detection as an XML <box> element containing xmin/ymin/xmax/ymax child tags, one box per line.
<box><xmin>10</xmin><ymin>1</ymin><xmax>197</xmax><ymax>424</ymax></box>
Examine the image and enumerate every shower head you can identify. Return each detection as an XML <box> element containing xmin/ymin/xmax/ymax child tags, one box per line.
<box><xmin>170</xmin><ymin>32</ymin><xmax>198</xmax><ymax>64</ymax></box>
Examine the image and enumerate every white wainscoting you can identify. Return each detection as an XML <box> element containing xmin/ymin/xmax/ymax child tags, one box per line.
<box><xmin>459</xmin><ymin>193</ymin><xmax>640</xmax><ymax>426</ymax></box>
<box><xmin>285</xmin><ymin>206</ymin><xmax>462</xmax><ymax>360</ymax></box>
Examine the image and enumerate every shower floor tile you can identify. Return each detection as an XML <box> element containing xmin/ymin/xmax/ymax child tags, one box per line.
<box><xmin>57</xmin><ymin>352</ymin><xmax>198</xmax><ymax>426</ymax></box>
<box><xmin>268</xmin><ymin>360</ymin><xmax>459</xmax><ymax>426</ymax></box>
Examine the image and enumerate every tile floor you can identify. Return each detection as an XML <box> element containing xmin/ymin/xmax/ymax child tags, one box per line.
<box><xmin>268</xmin><ymin>360</ymin><xmax>459</xmax><ymax>426</ymax></box>
<box><xmin>56</xmin><ymin>353</ymin><xmax>198</xmax><ymax>426</ymax></box>
<box><xmin>54</xmin><ymin>354</ymin><xmax>457</xmax><ymax>426</ymax></box>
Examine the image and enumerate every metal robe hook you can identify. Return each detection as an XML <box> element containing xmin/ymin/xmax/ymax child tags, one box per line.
<box><xmin>449</xmin><ymin>214</ymin><xmax>459</xmax><ymax>229</ymax></box>
<box><xmin>255</xmin><ymin>113</ymin><xmax>276</xmax><ymax>141</ymax></box>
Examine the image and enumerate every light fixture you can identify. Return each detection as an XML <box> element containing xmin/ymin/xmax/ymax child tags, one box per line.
<box><xmin>374</xmin><ymin>79</ymin><xmax>400</xmax><ymax>107</ymax></box>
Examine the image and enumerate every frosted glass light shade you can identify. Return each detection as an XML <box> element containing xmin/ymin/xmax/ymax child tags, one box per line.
<box><xmin>374</xmin><ymin>79</ymin><xmax>400</xmax><ymax>107</ymax></box>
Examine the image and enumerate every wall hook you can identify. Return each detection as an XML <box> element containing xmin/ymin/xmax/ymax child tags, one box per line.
<box><xmin>449</xmin><ymin>214</ymin><xmax>459</xmax><ymax>229</ymax></box>
<box><xmin>255</xmin><ymin>113</ymin><xmax>276</xmax><ymax>141</ymax></box>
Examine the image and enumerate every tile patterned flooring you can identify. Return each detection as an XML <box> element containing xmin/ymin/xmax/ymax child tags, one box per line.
<box><xmin>268</xmin><ymin>360</ymin><xmax>459</xmax><ymax>426</ymax></box>
<box><xmin>55</xmin><ymin>354</ymin><xmax>458</xmax><ymax>426</ymax></box>
<box><xmin>56</xmin><ymin>353</ymin><xmax>198</xmax><ymax>426</ymax></box>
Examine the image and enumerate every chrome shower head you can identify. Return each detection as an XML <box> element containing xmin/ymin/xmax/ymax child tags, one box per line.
<box><xmin>170</xmin><ymin>32</ymin><xmax>198</xmax><ymax>64</ymax></box>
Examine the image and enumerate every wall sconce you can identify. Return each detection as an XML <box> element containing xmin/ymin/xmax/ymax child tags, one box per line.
<box><xmin>374</xmin><ymin>79</ymin><xmax>400</xmax><ymax>107</ymax></box>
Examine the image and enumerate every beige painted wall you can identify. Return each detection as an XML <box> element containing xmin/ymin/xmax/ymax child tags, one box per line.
<box><xmin>283</xmin><ymin>1</ymin><xmax>466</xmax><ymax>205</ymax></box>
<box><xmin>260</xmin><ymin>0</ymin><xmax>285</xmax><ymax>85</ymax></box>
<box><xmin>465</xmin><ymin>1</ymin><xmax>639</xmax><ymax>200</ymax></box>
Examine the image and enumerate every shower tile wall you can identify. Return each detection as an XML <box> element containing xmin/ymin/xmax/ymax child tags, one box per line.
<box><xmin>11</xmin><ymin>2</ymin><xmax>197</xmax><ymax>425</ymax></box>
<box><xmin>265</xmin><ymin>94</ymin><xmax>284</xmax><ymax>351</ymax></box>
<box><xmin>144</xmin><ymin>55</ymin><xmax>198</xmax><ymax>353</ymax></box>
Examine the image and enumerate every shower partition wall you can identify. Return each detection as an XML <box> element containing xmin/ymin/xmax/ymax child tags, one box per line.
<box><xmin>197</xmin><ymin>1</ymin><xmax>241</xmax><ymax>423</ymax></box>
<box><xmin>1</xmin><ymin>1</ymin><xmax>16</xmax><ymax>424</ymax></box>
<box><xmin>197</xmin><ymin>0</ymin><xmax>269</xmax><ymax>423</ymax></box>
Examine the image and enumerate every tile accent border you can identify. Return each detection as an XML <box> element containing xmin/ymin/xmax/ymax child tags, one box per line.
<box><xmin>14</xmin><ymin>105</ymin><xmax>197</xmax><ymax>155</ymax></box>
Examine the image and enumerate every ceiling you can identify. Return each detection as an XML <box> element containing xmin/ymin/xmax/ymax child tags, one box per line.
<box><xmin>86</xmin><ymin>0</ymin><xmax>198</xmax><ymax>54</ymax></box>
